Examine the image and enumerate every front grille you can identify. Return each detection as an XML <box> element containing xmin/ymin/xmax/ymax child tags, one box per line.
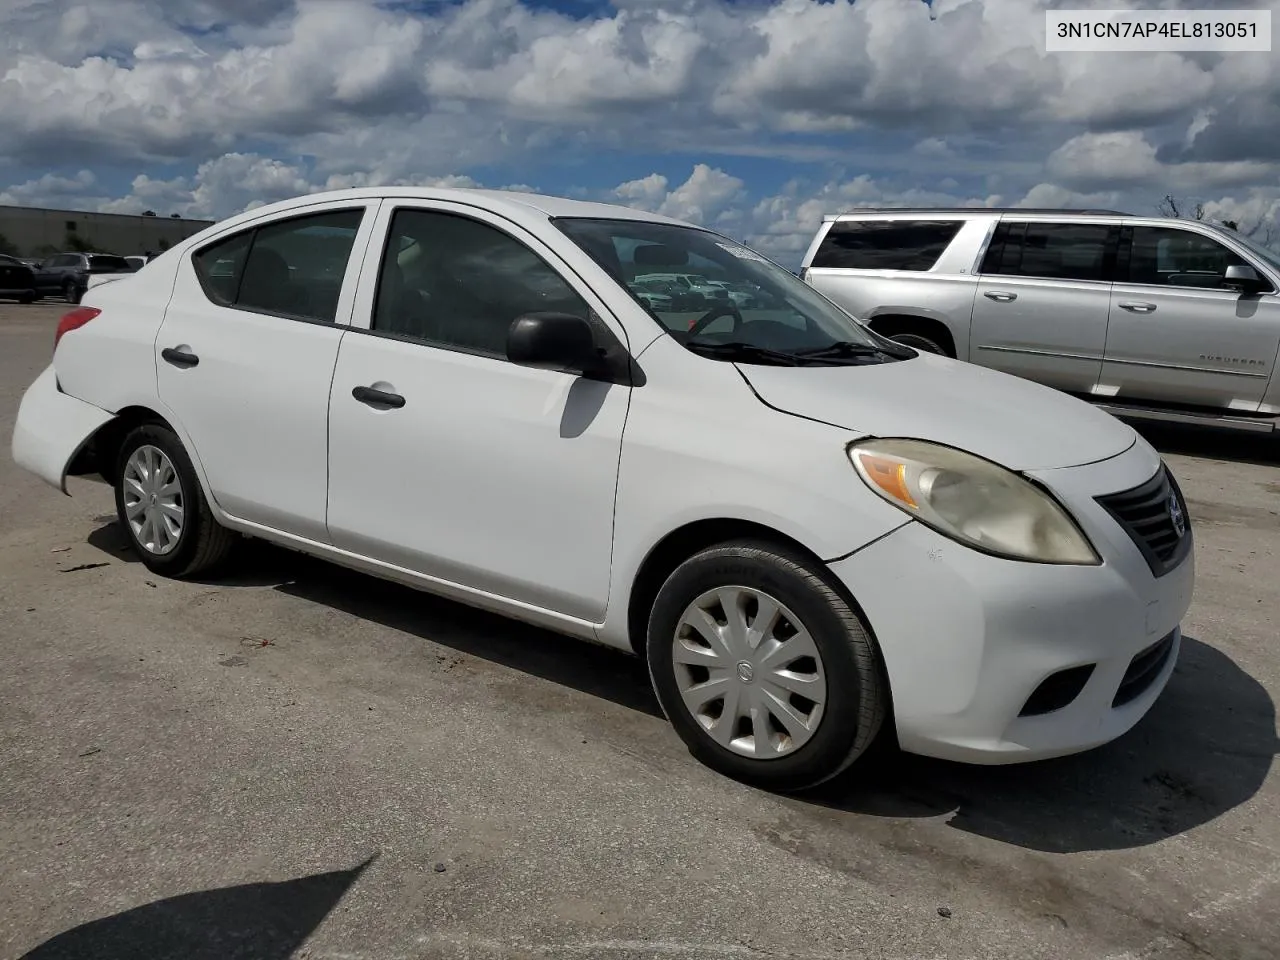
<box><xmin>1112</xmin><ymin>630</ymin><xmax>1177</xmax><ymax>707</ymax></box>
<box><xmin>1095</xmin><ymin>465</ymin><xmax>1192</xmax><ymax>577</ymax></box>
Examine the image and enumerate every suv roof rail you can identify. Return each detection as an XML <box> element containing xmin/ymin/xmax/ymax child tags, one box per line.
<box><xmin>822</xmin><ymin>207</ymin><xmax>1130</xmax><ymax>220</ymax></box>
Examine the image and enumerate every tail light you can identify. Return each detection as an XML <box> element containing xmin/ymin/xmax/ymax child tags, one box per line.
<box><xmin>54</xmin><ymin>307</ymin><xmax>101</xmax><ymax>352</ymax></box>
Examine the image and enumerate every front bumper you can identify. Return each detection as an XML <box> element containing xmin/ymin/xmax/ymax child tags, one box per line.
<box><xmin>828</xmin><ymin>438</ymin><xmax>1195</xmax><ymax>764</ymax></box>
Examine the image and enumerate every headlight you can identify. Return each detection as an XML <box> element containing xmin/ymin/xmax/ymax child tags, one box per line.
<box><xmin>848</xmin><ymin>438</ymin><xmax>1100</xmax><ymax>565</ymax></box>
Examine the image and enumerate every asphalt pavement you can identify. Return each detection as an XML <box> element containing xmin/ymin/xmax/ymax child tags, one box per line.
<box><xmin>2</xmin><ymin>302</ymin><xmax>1277</xmax><ymax>960</ymax></box>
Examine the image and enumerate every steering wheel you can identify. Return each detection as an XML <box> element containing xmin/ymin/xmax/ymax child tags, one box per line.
<box><xmin>687</xmin><ymin>301</ymin><xmax>743</xmax><ymax>338</ymax></box>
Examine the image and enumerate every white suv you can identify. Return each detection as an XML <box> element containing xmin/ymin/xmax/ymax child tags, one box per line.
<box><xmin>801</xmin><ymin>209</ymin><xmax>1280</xmax><ymax>434</ymax></box>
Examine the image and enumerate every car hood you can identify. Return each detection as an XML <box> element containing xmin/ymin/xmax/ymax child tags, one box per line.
<box><xmin>737</xmin><ymin>352</ymin><xmax>1136</xmax><ymax>471</ymax></box>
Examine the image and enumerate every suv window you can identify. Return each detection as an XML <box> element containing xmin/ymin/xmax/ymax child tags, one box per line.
<box><xmin>88</xmin><ymin>255</ymin><xmax>131</xmax><ymax>271</ymax></box>
<box><xmin>1127</xmin><ymin>226</ymin><xmax>1254</xmax><ymax>290</ymax></box>
<box><xmin>372</xmin><ymin>208</ymin><xmax>590</xmax><ymax>356</ymax></box>
<box><xmin>812</xmin><ymin>220</ymin><xmax>963</xmax><ymax>271</ymax></box>
<box><xmin>981</xmin><ymin>222</ymin><xmax>1114</xmax><ymax>282</ymax></box>
<box><xmin>191</xmin><ymin>209</ymin><xmax>363</xmax><ymax>322</ymax></box>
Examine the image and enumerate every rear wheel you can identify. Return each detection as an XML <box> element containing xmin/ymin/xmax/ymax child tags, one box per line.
<box><xmin>114</xmin><ymin>424</ymin><xmax>236</xmax><ymax>578</ymax></box>
<box><xmin>646</xmin><ymin>540</ymin><xmax>887</xmax><ymax>792</ymax></box>
<box><xmin>63</xmin><ymin>279</ymin><xmax>80</xmax><ymax>304</ymax></box>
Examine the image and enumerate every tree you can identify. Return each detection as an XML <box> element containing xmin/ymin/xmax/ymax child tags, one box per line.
<box><xmin>1157</xmin><ymin>193</ymin><xmax>1274</xmax><ymax>248</ymax></box>
<box><xmin>1156</xmin><ymin>194</ymin><xmax>1204</xmax><ymax>221</ymax></box>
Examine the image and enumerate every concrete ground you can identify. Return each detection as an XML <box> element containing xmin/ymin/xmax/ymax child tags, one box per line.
<box><xmin>1</xmin><ymin>301</ymin><xmax>1277</xmax><ymax>960</ymax></box>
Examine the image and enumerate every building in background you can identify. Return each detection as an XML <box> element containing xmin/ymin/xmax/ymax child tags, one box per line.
<box><xmin>0</xmin><ymin>205</ymin><xmax>216</xmax><ymax>259</ymax></box>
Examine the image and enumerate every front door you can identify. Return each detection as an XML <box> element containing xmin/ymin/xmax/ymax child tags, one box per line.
<box><xmin>969</xmin><ymin>220</ymin><xmax>1119</xmax><ymax>395</ymax></box>
<box><xmin>325</xmin><ymin>202</ymin><xmax>629</xmax><ymax>622</ymax></box>
<box><xmin>155</xmin><ymin>202</ymin><xmax>377</xmax><ymax>541</ymax></box>
<box><xmin>1099</xmin><ymin>223</ymin><xmax>1280</xmax><ymax>412</ymax></box>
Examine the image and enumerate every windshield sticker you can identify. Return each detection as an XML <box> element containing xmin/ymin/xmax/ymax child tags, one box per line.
<box><xmin>716</xmin><ymin>242</ymin><xmax>769</xmax><ymax>263</ymax></box>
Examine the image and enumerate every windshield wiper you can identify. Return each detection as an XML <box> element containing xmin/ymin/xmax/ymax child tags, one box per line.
<box><xmin>794</xmin><ymin>340</ymin><xmax>911</xmax><ymax>361</ymax></box>
<box><xmin>684</xmin><ymin>340</ymin><xmax>804</xmax><ymax>366</ymax></box>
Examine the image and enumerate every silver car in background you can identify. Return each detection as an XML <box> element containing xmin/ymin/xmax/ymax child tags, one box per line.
<box><xmin>800</xmin><ymin>209</ymin><xmax>1280</xmax><ymax>434</ymax></box>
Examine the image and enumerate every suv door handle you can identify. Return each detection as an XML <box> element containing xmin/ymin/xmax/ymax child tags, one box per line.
<box><xmin>352</xmin><ymin>385</ymin><xmax>406</xmax><ymax>409</ymax></box>
<box><xmin>1118</xmin><ymin>301</ymin><xmax>1157</xmax><ymax>313</ymax></box>
<box><xmin>984</xmin><ymin>291</ymin><xmax>1017</xmax><ymax>302</ymax></box>
<box><xmin>161</xmin><ymin>346</ymin><xmax>199</xmax><ymax>368</ymax></box>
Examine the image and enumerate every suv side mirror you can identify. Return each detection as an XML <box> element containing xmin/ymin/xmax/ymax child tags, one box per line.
<box><xmin>507</xmin><ymin>312</ymin><xmax>611</xmax><ymax>379</ymax></box>
<box><xmin>1223</xmin><ymin>264</ymin><xmax>1266</xmax><ymax>293</ymax></box>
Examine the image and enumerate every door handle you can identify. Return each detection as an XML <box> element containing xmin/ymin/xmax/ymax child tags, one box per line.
<box><xmin>984</xmin><ymin>291</ymin><xmax>1017</xmax><ymax>302</ymax></box>
<box><xmin>1119</xmin><ymin>301</ymin><xmax>1157</xmax><ymax>313</ymax></box>
<box><xmin>161</xmin><ymin>346</ymin><xmax>199</xmax><ymax>368</ymax></box>
<box><xmin>352</xmin><ymin>385</ymin><xmax>405</xmax><ymax>409</ymax></box>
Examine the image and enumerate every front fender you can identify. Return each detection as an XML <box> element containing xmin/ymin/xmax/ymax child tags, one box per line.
<box><xmin>11</xmin><ymin>364</ymin><xmax>114</xmax><ymax>495</ymax></box>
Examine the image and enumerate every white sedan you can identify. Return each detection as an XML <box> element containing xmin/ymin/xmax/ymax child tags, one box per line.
<box><xmin>11</xmin><ymin>187</ymin><xmax>1195</xmax><ymax>791</ymax></box>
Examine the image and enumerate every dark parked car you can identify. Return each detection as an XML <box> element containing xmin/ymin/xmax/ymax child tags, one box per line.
<box><xmin>32</xmin><ymin>253</ymin><xmax>134</xmax><ymax>304</ymax></box>
<box><xmin>0</xmin><ymin>254</ymin><xmax>36</xmax><ymax>303</ymax></box>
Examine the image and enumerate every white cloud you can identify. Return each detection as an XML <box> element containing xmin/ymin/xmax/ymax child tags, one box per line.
<box><xmin>2</xmin><ymin>0</ymin><xmax>1279</xmax><ymax>263</ymax></box>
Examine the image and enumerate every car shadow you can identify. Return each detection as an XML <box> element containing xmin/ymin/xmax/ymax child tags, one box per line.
<box><xmin>17</xmin><ymin>856</ymin><xmax>373</xmax><ymax>959</ymax></box>
<box><xmin>1129</xmin><ymin>420</ymin><xmax>1280</xmax><ymax>467</ymax></box>
<box><xmin>809</xmin><ymin>635</ymin><xmax>1277</xmax><ymax>853</ymax></box>
<box><xmin>84</xmin><ymin>525</ymin><xmax>1275</xmax><ymax>854</ymax></box>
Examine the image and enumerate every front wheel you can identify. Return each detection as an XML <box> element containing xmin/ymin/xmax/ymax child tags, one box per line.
<box><xmin>114</xmin><ymin>423</ymin><xmax>237</xmax><ymax>578</ymax></box>
<box><xmin>646</xmin><ymin>540</ymin><xmax>887</xmax><ymax>792</ymax></box>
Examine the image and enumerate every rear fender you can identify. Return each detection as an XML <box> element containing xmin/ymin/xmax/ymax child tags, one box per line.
<box><xmin>11</xmin><ymin>365</ymin><xmax>115</xmax><ymax>495</ymax></box>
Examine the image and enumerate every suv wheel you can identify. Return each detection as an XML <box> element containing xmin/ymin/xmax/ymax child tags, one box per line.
<box><xmin>63</xmin><ymin>279</ymin><xmax>80</xmax><ymax>304</ymax></box>
<box><xmin>889</xmin><ymin>332</ymin><xmax>947</xmax><ymax>355</ymax></box>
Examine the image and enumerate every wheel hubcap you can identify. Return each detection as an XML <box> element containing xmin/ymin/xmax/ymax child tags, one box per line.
<box><xmin>672</xmin><ymin>586</ymin><xmax>827</xmax><ymax>760</ymax></box>
<box><xmin>122</xmin><ymin>445</ymin><xmax>184</xmax><ymax>556</ymax></box>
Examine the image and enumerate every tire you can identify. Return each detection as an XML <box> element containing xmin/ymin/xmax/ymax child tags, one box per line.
<box><xmin>888</xmin><ymin>331</ymin><xmax>947</xmax><ymax>355</ymax></box>
<box><xmin>19</xmin><ymin>291</ymin><xmax>35</xmax><ymax>305</ymax></box>
<box><xmin>63</xmin><ymin>280</ymin><xmax>80</xmax><ymax>304</ymax></box>
<box><xmin>646</xmin><ymin>540</ymin><xmax>887</xmax><ymax>792</ymax></box>
<box><xmin>113</xmin><ymin>423</ymin><xmax>237</xmax><ymax>578</ymax></box>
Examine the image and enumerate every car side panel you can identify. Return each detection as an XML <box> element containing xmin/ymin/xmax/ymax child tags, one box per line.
<box><xmin>969</xmin><ymin>276</ymin><xmax>1111</xmax><ymax>394</ymax></box>
<box><xmin>595</xmin><ymin>335</ymin><xmax>910</xmax><ymax>650</ymax></box>
<box><xmin>11</xmin><ymin>364</ymin><xmax>115</xmax><ymax>494</ymax></box>
<box><xmin>53</xmin><ymin>257</ymin><xmax>179</xmax><ymax>416</ymax></box>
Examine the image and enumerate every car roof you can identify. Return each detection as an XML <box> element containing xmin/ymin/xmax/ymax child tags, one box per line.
<box><xmin>201</xmin><ymin>186</ymin><xmax>694</xmax><ymax>232</ymax></box>
<box><xmin>822</xmin><ymin>207</ymin><xmax>1131</xmax><ymax>222</ymax></box>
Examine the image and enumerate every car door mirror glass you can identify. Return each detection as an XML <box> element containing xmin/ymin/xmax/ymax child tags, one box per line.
<box><xmin>1223</xmin><ymin>264</ymin><xmax>1265</xmax><ymax>293</ymax></box>
<box><xmin>507</xmin><ymin>312</ymin><xmax>605</xmax><ymax>377</ymax></box>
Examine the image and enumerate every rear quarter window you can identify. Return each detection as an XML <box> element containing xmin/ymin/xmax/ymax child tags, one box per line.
<box><xmin>812</xmin><ymin>220</ymin><xmax>963</xmax><ymax>271</ymax></box>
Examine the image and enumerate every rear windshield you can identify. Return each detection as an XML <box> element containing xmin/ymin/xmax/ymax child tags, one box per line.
<box><xmin>88</xmin><ymin>255</ymin><xmax>131</xmax><ymax>270</ymax></box>
<box><xmin>812</xmin><ymin>219</ymin><xmax>963</xmax><ymax>271</ymax></box>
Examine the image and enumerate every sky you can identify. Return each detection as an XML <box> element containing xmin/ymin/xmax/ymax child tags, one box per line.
<box><xmin>1</xmin><ymin>0</ymin><xmax>1278</xmax><ymax>266</ymax></box>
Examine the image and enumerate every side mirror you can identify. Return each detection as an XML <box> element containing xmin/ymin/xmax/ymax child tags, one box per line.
<box><xmin>1223</xmin><ymin>264</ymin><xmax>1265</xmax><ymax>293</ymax></box>
<box><xmin>507</xmin><ymin>312</ymin><xmax>608</xmax><ymax>378</ymax></box>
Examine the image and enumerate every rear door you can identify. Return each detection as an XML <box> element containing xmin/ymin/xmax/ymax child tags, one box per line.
<box><xmin>970</xmin><ymin>219</ymin><xmax>1119</xmax><ymax>394</ymax></box>
<box><xmin>155</xmin><ymin>200</ymin><xmax>380</xmax><ymax>541</ymax></box>
<box><xmin>1099</xmin><ymin>222</ymin><xmax>1280</xmax><ymax>412</ymax></box>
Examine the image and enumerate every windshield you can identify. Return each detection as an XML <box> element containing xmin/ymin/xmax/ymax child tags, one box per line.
<box><xmin>554</xmin><ymin>218</ymin><xmax>902</xmax><ymax>363</ymax></box>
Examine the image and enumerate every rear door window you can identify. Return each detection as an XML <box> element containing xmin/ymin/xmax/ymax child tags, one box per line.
<box><xmin>191</xmin><ymin>208</ymin><xmax>364</xmax><ymax>322</ymax></box>
<box><xmin>981</xmin><ymin>222</ymin><xmax>1117</xmax><ymax>282</ymax></box>
<box><xmin>812</xmin><ymin>220</ymin><xmax>963</xmax><ymax>271</ymax></box>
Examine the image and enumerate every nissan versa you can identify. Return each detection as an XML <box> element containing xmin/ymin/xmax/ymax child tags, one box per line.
<box><xmin>11</xmin><ymin>188</ymin><xmax>1195</xmax><ymax>791</ymax></box>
